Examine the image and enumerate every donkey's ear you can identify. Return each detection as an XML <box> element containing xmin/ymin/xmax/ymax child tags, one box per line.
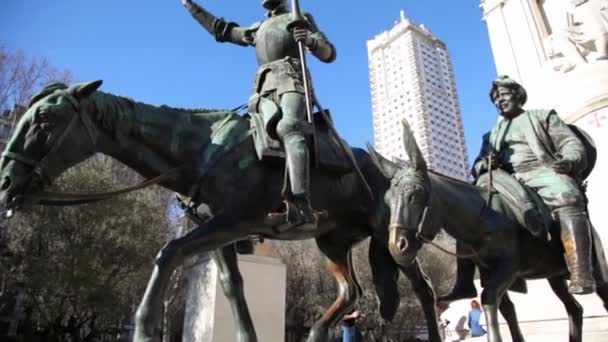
<box><xmin>367</xmin><ymin>142</ymin><xmax>400</xmax><ymax>179</ymax></box>
<box><xmin>401</xmin><ymin>119</ymin><xmax>427</xmax><ymax>174</ymax></box>
<box><xmin>73</xmin><ymin>80</ymin><xmax>103</xmax><ymax>99</ymax></box>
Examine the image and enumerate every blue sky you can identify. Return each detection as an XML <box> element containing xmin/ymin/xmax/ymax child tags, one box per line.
<box><xmin>1</xmin><ymin>0</ymin><xmax>499</xmax><ymax>165</ymax></box>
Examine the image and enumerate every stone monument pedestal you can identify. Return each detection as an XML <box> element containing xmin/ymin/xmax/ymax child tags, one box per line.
<box><xmin>183</xmin><ymin>253</ymin><xmax>286</xmax><ymax>342</ymax></box>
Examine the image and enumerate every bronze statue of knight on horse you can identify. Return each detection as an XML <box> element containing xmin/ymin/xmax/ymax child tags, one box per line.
<box><xmin>0</xmin><ymin>0</ymin><xmax>446</xmax><ymax>341</ymax></box>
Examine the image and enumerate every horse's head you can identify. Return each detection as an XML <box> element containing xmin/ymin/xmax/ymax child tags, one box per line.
<box><xmin>368</xmin><ymin>120</ymin><xmax>431</xmax><ymax>265</ymax></box>
<box><xmin>0</xmin><ymin>80</ymin><xmax>103</xmax><ymax>211</ymax></box>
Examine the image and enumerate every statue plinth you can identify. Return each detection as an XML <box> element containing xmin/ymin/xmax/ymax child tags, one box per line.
<box><xmin>183</xmin><ymin>254</ymin><xmax>286</xmax><ymax>342</ymax></box>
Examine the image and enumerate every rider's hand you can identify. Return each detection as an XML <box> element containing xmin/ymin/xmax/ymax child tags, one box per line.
<box><xmin>478</xmin><ymin>153</ymin><xmax>497</xmax><ymax>173</ymax></box>
<box><xmin>552</xmin><ymin>158</ymin><xmax>574</xmax><ymax>174</ymax></box>
<box><xmin>487</xmin><ymin>153</ymin><xmax>498</xmax><ymax>170</ymax></box>
<box><xmin>293</xmin><ymin>27</ymin><xmax>315</xmax><ymax>48</ymax></box>
<box><xmin>182</xmin><ymin>0</ymin><xmax>193</xmax><ymax>7</ymax></box>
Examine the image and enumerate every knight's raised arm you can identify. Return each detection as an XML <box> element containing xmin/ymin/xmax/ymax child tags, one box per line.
<box><xmin>182</xmin><ymin>0</ymin><xmax>254</xmax><ymax>46</ymax></box>
<box><xmin>303</xmin><ymin>12</ymin><xmax>336</xmax><ymax>63</ymax></box>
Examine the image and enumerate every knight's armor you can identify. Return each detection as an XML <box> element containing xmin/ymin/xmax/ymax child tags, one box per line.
<box><xmin>183</xmin><ymin>0</ymin><xmax>336</xmax><ymax>232</ymax></box>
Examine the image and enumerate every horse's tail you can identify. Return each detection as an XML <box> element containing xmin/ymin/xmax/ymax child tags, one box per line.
<box><xmin>369</xmin><ymin>237</ymin><xmax>400</xmax><ymax>321</ymax></box>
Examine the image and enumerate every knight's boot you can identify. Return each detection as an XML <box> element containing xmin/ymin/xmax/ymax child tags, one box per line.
<box><xmin>266</xmin><ymin>132</ymin><xmax>319</xmax><ymax>232</ymax></box>
<box><xmin>438</xmin><ymin>254</ymin><xmax>477</xmax><ymax>302</ymax></box>
<box><xmin>556</xmin><ymin>207</ymin><xmax>596</xmax><ymax>294</ymax></box>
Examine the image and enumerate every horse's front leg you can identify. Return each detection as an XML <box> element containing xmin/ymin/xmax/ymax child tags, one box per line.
<box><xmin>398</xmin><ymin>260</ymin><xmax>440</xmax><ymax>342</ymax></box>
<box><xmin>211</xmin><ymin>243</ymin><xmax>257</xmax><ymax>342</ymax></box>
<box><xmin>307</xmin><ymin>233</ymin><xmax>361</xmax><ymax>342</ymax></box>
<box><xmin>134</xmin><ymin>214</ymin><xmax>243</xmax><ymax>342</ymax></box>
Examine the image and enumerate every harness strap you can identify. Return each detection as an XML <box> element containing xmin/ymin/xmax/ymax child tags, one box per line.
<box><xmin>231</xmin><ymin>89</ymin><xmax>275</xmax><ymax>114</ymax></box>
<box><xmin>416</xmin><ymin>234</ymin><xmax>478</xmax><ymax>258</ymax></box>
<box><xmin>36</xmin><ymin>110</ymin><xmax>82</xmax><ymax>182</ymax></box>
<box><xmin>390</xmin><ymin>203</ymin><xmax>487</xmax><ymax>265</ymax></box>
<box><xmin>32</xmin><ymin>166</ymin><xmax>182</xmax><ymax>206</ymax></box>
<box><xmin>1</xmin><ymin>151</ymin><xmax>37</xmax><ymax>167</ymax></box>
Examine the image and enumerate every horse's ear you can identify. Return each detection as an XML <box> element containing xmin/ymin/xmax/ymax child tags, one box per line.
<box><xmin>366</xmin><ymin>142</ymin><xmax>399</xmax><ymax>179</ymax></box>
<box><xmin>401</xmin><ymin>119</ymin><xmax>427</xmax><ymax>174</ymax></box>
<box><xmin>73</xmin><ymin>80</ymin><xmax>103</xmax><ymax>99</ymax></box>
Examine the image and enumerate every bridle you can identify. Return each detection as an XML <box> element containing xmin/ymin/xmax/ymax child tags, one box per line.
<box><xmin>1</xmin><ymin>91</ymin><xmax>179</xmax><ymax>208</ymax></box>
<box><xmin>1</xmin><ymin>92</ymin><xmax>97</xmax><ymax>186</ymax></box>
<box><xmin>388</xmin><ymin>200</ymin><xmax>479</xmax><ymax>259</ymax></box>
<box><xmin>388</xmin><ymin>205</ymin><xmax>431</xmax><ymax>244</ymax></box>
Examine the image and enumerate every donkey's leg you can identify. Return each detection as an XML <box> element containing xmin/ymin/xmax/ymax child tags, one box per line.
<box><xmin>548</xmin><ymin>276</ymin><xmax>583</xmax><ymax>342</ymax></box>
<box><xmin>398</xmin><ymin>260</ymin><xmax>441</xmax><ymax>342</ymax></box>
<box><xmin>211</xmin><ymin>243</ymin><xmax>257</xmax><ymax>342</ymax></box>
<box><xmin>134</xmin><ymin>214</ymin><xmax>243</xmax><ymax>342</ymax></box>
<box><xmin>497</xmin><ymin>292</ymin><xmax>524</xmax><ymax>342</ymax></box>
<box><xmin>307</xmin><ymin>234</ymin><xmax>361</xmax><ymax>342</ymax></box>
<box><xmin>481</xmin><ymin>260</ymin><xmax>517</xmax><ymax>342</ymax></box>
<box><xmin>368</xmin><ymin>237</ymin><xmax>400</xmax><ymax>322</ymax></box>
<box><xmin>481</xmin><ymin>292</ymin><xmax>504</xmax><ymax>342</ymax></box>
<box><xmin>597</xmin><ymin>282</ymin><xmax>608</xmax><ymax>312</ymax></box>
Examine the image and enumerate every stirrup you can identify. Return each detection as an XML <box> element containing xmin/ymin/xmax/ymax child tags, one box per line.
<box><xmin>264</xmin><ymin>200</ymin><xmax>327</xmax><ymax>233</ymax></box>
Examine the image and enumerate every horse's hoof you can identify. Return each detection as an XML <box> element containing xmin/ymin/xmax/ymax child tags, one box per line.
<box><xmin>306</xmin><ymin>329</ymin><xmax>328</xmax><ymax>342</ymax></box>
<box><xmin>133</xmin><ymin>331</ymin><xmax>161</xmax><ymax>342</ymax></box>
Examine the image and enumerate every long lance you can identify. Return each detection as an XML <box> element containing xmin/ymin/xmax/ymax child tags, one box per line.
<box><xmin>288</xmin><ymin>0</ymin><xmax>319</xmax><ymax>167</ymax></box>
<box><xmin>289</xmin><ymin>0</ymin><xmax>374</xmax><ymax>200</ymax></box>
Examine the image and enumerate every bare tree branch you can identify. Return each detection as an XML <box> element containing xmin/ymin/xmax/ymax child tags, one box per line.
<box><xmin>0</xmin><ymin>46</ymin><xmax>72</xmax><ymax>114</ymax></box>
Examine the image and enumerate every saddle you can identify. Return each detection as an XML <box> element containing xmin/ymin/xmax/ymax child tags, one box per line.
<box><xmin>477</xmin><ymin>169</ymin><xmax>608</xmax><ymax>285</ymax></box>
<box><xmin>246</xmin><ymin>108</ymin><xmax>352</xmax><ymax>174</ymax></box>
<box><xmin>476</xmin><ymin>169</ymin><xmax>553</xmax><ymax>239</ymax></box>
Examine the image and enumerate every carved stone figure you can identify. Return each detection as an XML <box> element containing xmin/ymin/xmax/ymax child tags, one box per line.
<box><xmin>182</xmin><ymin>0</ymin><xmax>336</xmax><ymax>232</ymax></box>
<box><xmin>547</xmin><ymin>0</ymin><xmax>608</xmax><ymax>72</ymax></box>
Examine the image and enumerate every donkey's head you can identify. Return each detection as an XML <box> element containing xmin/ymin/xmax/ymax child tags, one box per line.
<box><xmin>0</xmin><ymin>80</ymin><xmax>103</xmax><ymax>211</ymax></box>
<box><xmin>368</xmin><ymin>120</ymin><xmax>431</xmax><ymax>265</ymax></box>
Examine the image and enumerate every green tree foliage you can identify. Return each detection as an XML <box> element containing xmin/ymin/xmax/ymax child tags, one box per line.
<box><xmin>1</xmin><ymin>156</ymin><xmax>172</xmax><ymax>341</ymax></box>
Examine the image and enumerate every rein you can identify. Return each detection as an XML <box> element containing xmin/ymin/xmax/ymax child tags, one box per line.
<box><xmin>31</xmin><ymin>166</ymin><xmax>182</xmax><ymax>206</ymax></box>
<box><xmin>415</xmin><ymin>234</ymin><xmax>477</xmax><ymax>258</ymax></box>
<box><xmin>389</xmin><ymin>204</ymin><xmax>479</xmax><ymax>260</ymax></box>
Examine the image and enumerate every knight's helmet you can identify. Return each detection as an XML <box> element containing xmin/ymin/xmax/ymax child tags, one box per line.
<box><xmin>262</xmin><ymin>0</ymin><xmax>287</xmax><ymax>10</ymax></box>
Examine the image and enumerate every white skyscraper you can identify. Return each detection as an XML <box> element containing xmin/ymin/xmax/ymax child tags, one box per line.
<box><xmin>367</xmin><ymin>11</ymin><xmax>469</xmax><ymax>180</ymax></box>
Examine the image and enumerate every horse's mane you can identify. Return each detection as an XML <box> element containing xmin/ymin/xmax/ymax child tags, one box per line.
<box><xmin>428</xmin><ymin>169</ymin><xmax>480</xmax><ymax>192</ymax></box>
<box><xmin>91</xmin><ymin>91</ymin><xmax>234</xmax><ymax>138</ymax></box>
<box><xmin>32</xmin><ymin>82</ymin><xmax>231</xmax><ymax>135</ymax></box>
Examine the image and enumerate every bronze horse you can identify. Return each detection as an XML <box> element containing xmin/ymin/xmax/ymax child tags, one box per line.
<box><xmin>373</xmin><ymin>120</ymin><xmax>608</xmax><ymax>342</ymax></box>
<box><xmin>0</xmin><ymin>81</ymin><xmax>444</xmax><ymax>342</ymax></box>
